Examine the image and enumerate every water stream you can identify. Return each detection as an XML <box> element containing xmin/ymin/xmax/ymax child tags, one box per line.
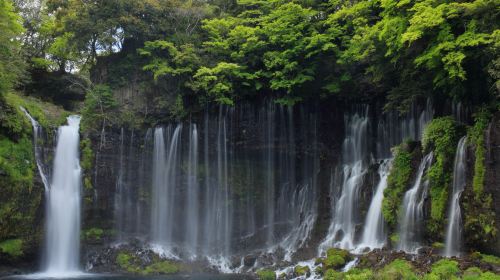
<box><xmin>444</xmin><ymin>136</ymin><xmax>467</xmax><ymax>257</ymax></box>
<box><xmin>398</xmin><ymin>152</ymin><xmax>434</xmax><ymax>253</ymax></box>
<box><xmin>43</xmin><ymin>115</ymin><xmax>83</xmax><ymax>276</ymax></box>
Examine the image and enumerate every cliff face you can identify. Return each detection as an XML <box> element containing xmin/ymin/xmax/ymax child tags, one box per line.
<box><xmin>484</xmin><ymin>112</ymin><xmax>500</xmax><ymax>255</ymax></box>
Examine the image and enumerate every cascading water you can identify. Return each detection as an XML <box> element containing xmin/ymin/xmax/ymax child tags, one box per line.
<box><xmin>444</xmin><ymin>136</ymin><xmax>467</xmax><ymax>257</ymax></box>
<box><xmin>20</xmin><ymin>107</ymin><xmax>50</xmax><ymax>191</ymax></box>
<box><xmin>185</xmin><ymin>124</ymin><xmax>199</xmax><ymax>257</ymax></box>
<box><xmin>320</xmin><ymin>109</ymin><xmax>369</xmax><ymax>251</ymax></box>
<box><xmin>357</xmin><ymin>159</ymin><xmax>392</xmax><ymax>250</ymax></box>
<box><xmin>150</xmin><ymin>125</ymin><xmax>182</xmax><ymax>258</ymax></box>
<box><xmin>398</xmin><ymin>152</ymin><xmax>434</xmax><ymax>253</ymax></box>
<box><xmin>43</xmin><ymin>115</ymin><xmax>82</xmax><ymax>275</ymax></box>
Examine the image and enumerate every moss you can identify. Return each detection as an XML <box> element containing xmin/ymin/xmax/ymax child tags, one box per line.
<box><xmin>83</xmin><ymin>227</ymin><xmax>104</xmax><ymax>242</ymax></box>
<box><xmin>462</xmin><ymin>267</ymin><xmax>500</xmax><ymax>280</ymax></box>
<box><xmin>294</xmin><ymin>265</ymin><xmax>310</xmax><ymax>276</ymax></box>
<box><xmin>423</xmin><ymin>259</ymin><xmax>460</xmax><ymax>280</ymax></box>
<box><xmin>80</xmin><ymin>138</ymin><xmax>94</xmax><ymax>172</ymax></box>
<box><xmin>142</xmin><ymin>260</ymin><xmax>180</xmax><ymax>275</ymax></box>
<box><xmin>3</xmin><ymin>92</ymin><xmax>69</xmax><ymax>129</ymax></box>
<box><xmin>116</xmin><ymin>252</ymin><xmax>140</xmax><ymax>273</ymax></box>
<box><xmin>116</xmin><ymin>251</ymin><xmax>182</xmax><ymax>275</ymax></box>
<box><xmin>376</xmin><ymin>259</ymin><xmax>418</xmax><ymax>280</ymax></box>
<box><xmin>432</xmin><ymin>242</ymin><xmax>445</xmax><ymax>249</ymax></box>
<box><xmin>383</xmin><ymin>141</ymin><xmax>417</xmax><ymax>229</ymax></box>
<box><xmin>0</xmin><ymin>239</ymin><xmax>23</xmax><ymax>257</ymax></box>
<box><xmin>480</xmin><ymin>253</ymin><xmax>500</xmax><ymax>266</ymax></box>
<box><xmin>257</xmin><ymin>269</ymin><xmax>276</xmax><ymax>280</ymax></box>
<box><xmin>323</xmin><ymin>248</ymin><xmax>351</xmax><ymax>270</ymax></box>
<box><xmin>463</xmin><ymin>110</ymin><xmax>497</xmax><ymax>247</ymax></box>
<box><xmin>422</xmin><ymin>117</ymin><xmax>461</xmax><ymax>235</ymax></box>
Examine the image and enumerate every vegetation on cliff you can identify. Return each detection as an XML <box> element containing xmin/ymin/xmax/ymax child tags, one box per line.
<box><xmin>422</xmin><ymin>117</ymin><xmax>462</xmax><ymax>236</ymax></box>
<box><xmin>383</xmin><ymin>141</ymin><xmax>419</xmax><ymax>229</ymax></box>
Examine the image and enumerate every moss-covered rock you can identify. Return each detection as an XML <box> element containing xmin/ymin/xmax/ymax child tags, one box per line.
<box><xmin>375</xmin><ymin>259</ymin><xmax>418</xmax><ymax>280</ymax></box>
<box><xmin>0</xmin><ymin>239</ymin><xmax>23</xmax><ymax>258</ymax></box>
<box><xmin>463</xmin><ymin>267</ymin><xmax>500</xmax><ymax>280</ymax></box>
<box><xmin>423</xmin><ymin>259</ymin><xmax>460</xmax><ymax>280</ymax></box>
<box><xmin>463</xmin><ymin>110</ymin><xmax>497</xmax><ymax>248</ymax></box>
<box><xmin>324</xmin><ymin>268</ymin><xmax>374</xmax><ymax>280</ymax></box>
<box><xmin>83</xmin><ymin>227</ymin><xmax>104</xmax><ymax>243</ymax></box>
<box><xmin>257</xmin><ymin>269</ymin><xmax>276</xmax><ymax>280</ymax></box>
<box><xmin>422</xmin><ymin>117</ymin><xmax>462</xmax><ymax>236</ymax></box>
<box><xmin>294</xmin><ymin>265</ymin><xmax>310</xmax><ymax>277</ymax></box>
<box><xmin>115</xmin><ymin>251</ymin><xmax>181</xmax><ymax>275</ymax></box>
<box><xmin>323</xmin><ymin>248</ymin><xmax>351</xmax><ymax>270</ymax></box>
<box><xmin>0</xmin><ymin>94</ymin><xmax>45</xmax><ymax>262</ymax></box>
<box><xmin>383</xmin><ymin>141</ymin><xmax>419</xmax><ymax>229</ymax></box>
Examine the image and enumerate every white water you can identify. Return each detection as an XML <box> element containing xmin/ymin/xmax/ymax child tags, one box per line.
<box><xmin>357</xmin><ymin>159</ymin><xmax>392</xmax><ymax>251</ymax></box>
<box><xmin>150</xmin><ymin>125</ymin><xmax>182</xmax><ymax>258</ymax></box>
<box><xmin>20</xmin><ymin>107</ymin><xmax>50</xmax><ymax>191</ymax></box>
<box><xmin>43</xmin><ymin>115</ymin><xmax>82</xmax><ymax>276</ymax></box>
<box><xmin>186</xmin><ymin>124</ymin><xmax>199</xmax><ymax>257</ymax></box>
<box><xmin>444</xmin><ymin>136</ymin><xmax>467</xmax><ymax>257</ymax></box>
<box><xmin>398</xmin><ymin>152</ymin><xmax>434</xmax><ymax>253</ymax></box>
<box><xmin>320</xmin><ymin>110</ymin><xmax>368</xmax><ymax>251</ymax></box>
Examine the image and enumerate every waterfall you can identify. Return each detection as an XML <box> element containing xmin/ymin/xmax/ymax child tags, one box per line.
<box><xmin>398</xmin><ymin>152</ymin><xmax>434</xmax><ymax>253</ymax></box>
<box><xmin>44</xmin><ymin>115</ymin><xmax>82</xmax><ymax>275</ymax></box>
<box><xmin>357</xmin><ymin>159</ymin><xmax>392</xmax><ymax>250</ymax></box>
<box><xmin>150</xmin><ymin>125</ymin><xmax>182</xmax><ymax>257</ymax></box>
<box><xmin>185</xmin><ymin>124</ymin><xmax>199</xmax><ymax>257</ymax></box>
<box><xmin>320</xmin><ymin>109</ymin><xmax>369</xmax><ymax>251</ymax></box>
<box><xmin>20</xmin><ymin>107</ymin><xmax>50</xmax><ymax>191</ymax></box>
<box><xmin>444</xmin><ymin>136</ymin><xmax>467</xmax><ymax>257</ymax></box>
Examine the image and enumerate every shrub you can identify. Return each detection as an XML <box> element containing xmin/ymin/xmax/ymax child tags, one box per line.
<box><xmin>375</xmin><ymin>259</ymin><xmax>418</xmax><ymax>280</ymax></box>
<box><xmin>423</xmin><ymin>259</ymin><xmax>460</xmax><ymax>280</ymax></box>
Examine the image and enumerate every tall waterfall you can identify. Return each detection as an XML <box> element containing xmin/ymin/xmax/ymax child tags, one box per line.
<box><xmin>140</xmin><ymin>103</ymin><xmax>319</xmax><ymax>264</ymax></box>
<box><xmin>398</xmin><ymin>152</ymin><xmax>434</xmax><ymax>253</ymax></box>
<box><xmin>150</xmin><ymin>125</ymin><xmax>182</xmax><ymax>257</ymax></box>
<box><xmin>186</xmin><ymin>124</ymin><xmax>199</xmax><ymax>257</ymax></box>
<box><xmin>44</xmin><ymin>116</ymin><xmax>82</xmax><ymax>275</ymax></box>
<box><xmin>20</xmin><ymin>107</ymin><xmax>50</xmax><ymax>191</ymax></box>
<box><xmin>444</xmin><ymin>136</ymin><xmax>467</xmax><ymax>257</ymax></box>
<box><xmin>321</xmin><ymin>109</ymin><xmax>369</xmax><ymax>251</ymax></box>
<box><xmin>357</xmin><ymin>159</ymin><xmax>392</xmax><ymax>250</ymax></box>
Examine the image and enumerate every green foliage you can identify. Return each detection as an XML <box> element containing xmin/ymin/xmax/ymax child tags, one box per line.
<box><xmin>422</xmin><ymin>117</ymin><xmax>461</xmax><ymax>235</ymax></box>
<box><xmin>83</xmin><ymin>227</ymin><xmax>103</xmax><ymax>243</ymax></box>
<box><xmin>140</xmin><ymin>41</ymin><xmax>200</xmax><ymax>81</ymax></box>
<box><xmin>463</xmin><ymin>110</ymin><xmax>497</xmax><ymax>247</ymax></box>
<box><xmin>0</xmin><ymin>95</ymin><xmax>43</xmax><ymax>246</ymax></box>
<box><xmin>423</xmin><ymin>259</ymin><xmax>460</xmax><ymax>280</ymax></box>
<box><xmin>190</xmin><ymin>62</ymin><xmax>247</xmax><ymax>105</ymax></box>
<box><xmin>322</xmin><ymin>248</ymin><xmax>351</xmax><ymax>270</ymax></box>
<box><xmin>375</xmin><ymin>259</ymin><xmax>418</xmax><ymax>280</ymax></box>
<box><xmin>480</xmin><ymin>253</ymin><xmax>500</xmax><ymax>266</ymax></box>
<box><xmin>0</xmin><ymin>0</ymin><xmax>25</xmax><ymax>96</ymax></box>
<box><xmin>81</xmin><ymin>85</ymin><xmax>118</xmax><ymax>132</ymax></box>
<box><xmin>0</xmin><ymin>239</ymin><xmax>23</xmax><ymax>257</ymax></box>
<box><xmin>143</xmin><ymin>261</ymin><xmax>180</xmax><ymax>275</ymax></box>
<box><xmin>325</xmin><ymin>268</ymin><xmax>374</xmax><ymax>280</ymax></box>
<box><xmin>256</xmin><ymin>269</ymin><xmax>276</xmax><ymax>280</ymax></box>
<box><xmin>116</xmin><ymin>251</ymin><xmax>182</xmax><ymax>275</ymax></box>
<box><xmin>463</xmin><ymin>267</ymin><xmax>500</xmax><ymax>280</ymax></box>
<box><xmin>383</xmin><ymin>141</ymin><xmax>417</xmax><ymax>228</ymax></box>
